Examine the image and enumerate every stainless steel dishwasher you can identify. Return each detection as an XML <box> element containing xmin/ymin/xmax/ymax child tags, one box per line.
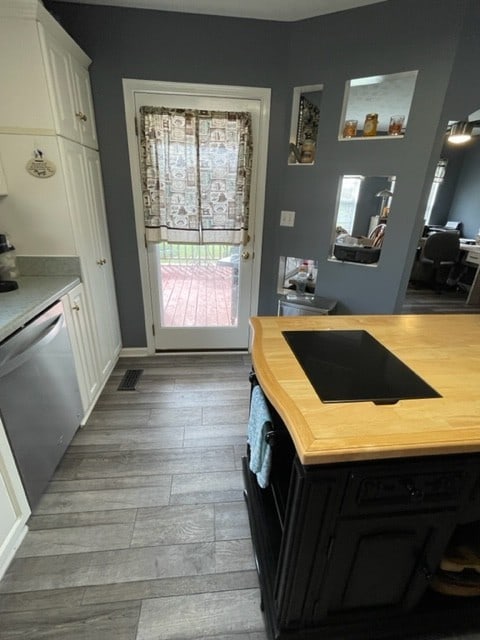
<box><xmin>0</xmin><ymin>299</ymin><xmax>83</xmax><ymax>509</ymax></box>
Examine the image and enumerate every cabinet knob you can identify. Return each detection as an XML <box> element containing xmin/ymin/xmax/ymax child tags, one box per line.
<box><xmin>241</xmin><ymin>251</ymin><xmax>250</xmax><ymax>260</ymax></box>
<box><xmin>405</xmin><ymin>481</ymin><xmax>424</xmax><ymax>503</ymax></box>
<box><xmin>75</xmin><ymin>111</ymin><xmax>88</xmax><ymax>122</ymax></box>
<box><xmin>72</xmin><ymin>303</ymin><xmax>80</xmax><ymax>311</ymax></box>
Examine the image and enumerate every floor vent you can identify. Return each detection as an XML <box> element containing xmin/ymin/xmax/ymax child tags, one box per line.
<box><xmin>117</xmin><ymin>369</ymin><xmax>143</xmax><ymax>391</ymax></box>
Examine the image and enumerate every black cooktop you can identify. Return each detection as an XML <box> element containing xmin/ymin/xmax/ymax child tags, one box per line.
<box><xmin>282</xmin><ymin>330</ymin><xmax>441</xmax><ymax>405</ymax></box>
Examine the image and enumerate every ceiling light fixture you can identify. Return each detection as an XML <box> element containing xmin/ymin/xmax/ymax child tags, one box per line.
<box><xmin>448</xmin><ymin>121</ymin><xmax>473</xmax><ymax>144</ymax></box>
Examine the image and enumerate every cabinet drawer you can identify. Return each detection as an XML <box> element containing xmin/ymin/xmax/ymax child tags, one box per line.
<box><xmin>343</xmin><ymin>469</ymin><xmax>467</xmax><ymax>514</ymax></box>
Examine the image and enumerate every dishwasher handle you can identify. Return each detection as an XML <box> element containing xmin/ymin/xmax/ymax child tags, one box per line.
<box><xmin>0</xmin><ymin>309</ymin><xmax>66</xmax><ymax>378</ymax></box>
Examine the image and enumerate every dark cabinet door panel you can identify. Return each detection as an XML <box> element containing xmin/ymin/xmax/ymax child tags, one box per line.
<box><xmin>322</xmin><ymin>511</ymin><xmax>457</xmax><ymax>614</ymax></box>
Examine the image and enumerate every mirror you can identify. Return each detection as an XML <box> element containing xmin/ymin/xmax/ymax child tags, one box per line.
<box><xmin>288</xmin><ymin>84</ymin><xmax>323</xmax><ymax>164</ymax></box>
<box><xmin>339</xmin><ymin>70</ymin><xmax>418</xmax><ymax>139</ymax></box>
<box><xmin>330</xmin><ymin>175</ymin><xmax>396</xmax><ymax>264</ymax></box>
<box><xmin>277</xmin><ymin>256</ymin><xmax>318</xmax><ymax>294</ymax></box>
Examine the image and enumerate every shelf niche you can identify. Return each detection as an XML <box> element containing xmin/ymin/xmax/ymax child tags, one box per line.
<box><xmin>339</xmin><ymin>70</ymin><xmax>418</xmax><ymax>140</ymax></box>
<box><xmin>288</xmin><ymin>84</ymin><xmax>323</xmax><ymax>165</ymax></box>
<box><xmin>277</xmin><ymin>255</ymin><xmax>318</xmax><ymax>294</ymax></box>
<box><xmin>330</xmin><ymin>174</ymin><xmax>396</xmax><ymax>265</ymax></box>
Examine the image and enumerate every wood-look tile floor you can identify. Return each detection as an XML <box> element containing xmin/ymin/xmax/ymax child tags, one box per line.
<box><xmin>1</xmin><ymin>354</ymin><xmax>478</xmax><ymax>640</ymax></box>
<box><xmin>402</xmin><ymin>284</ymin><xmax>480</xmax><ymax>314</ymax></box>
<box><xmin>0</xmin><ymin>354</ymin><xmax>267</xmax><ymax>640</ymax></box>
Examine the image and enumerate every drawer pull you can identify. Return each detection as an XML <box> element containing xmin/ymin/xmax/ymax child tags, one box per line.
<box><xmin>265</xmin><ymin>431</ymin><xmax>275</xmax><ymax>446</ymax></box>
<box><xmin>405</xmin><ymin>481</ymin><xmax>424</xmax><ymax>502</ymax></box>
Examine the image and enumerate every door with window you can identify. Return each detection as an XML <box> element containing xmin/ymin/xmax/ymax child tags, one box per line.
<box><xmin>125</xmin><ymin>81</ymin><xmax>269</xmax><ymax>351</ymax></box>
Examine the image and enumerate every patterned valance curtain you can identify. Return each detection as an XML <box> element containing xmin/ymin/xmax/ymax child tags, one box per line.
<box><xmin>139</xmin><ymin>106</ymin><xmax>253</xmax><ymax>245</ymax></box>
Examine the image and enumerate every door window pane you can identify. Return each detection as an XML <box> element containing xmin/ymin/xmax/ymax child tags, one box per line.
<box><xmin>156</xmin><ymin>243</ymin><xmax>240</xmax><ymax>327</ymax></box>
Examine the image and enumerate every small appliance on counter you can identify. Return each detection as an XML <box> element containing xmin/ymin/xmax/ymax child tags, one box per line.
<box><xmin>0</xmin><ymin>233</ymin><xmax>19</xmax><ymax>292</ymax></box>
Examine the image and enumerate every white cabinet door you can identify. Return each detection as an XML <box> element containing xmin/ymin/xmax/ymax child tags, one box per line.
<box><xmin>0</xmin><ymin>17</ymin><xmax>55</xmax><ymax>132</ymax></box>
<box><xmin>39</xmin><ymin>24</ymin><xmax>98</xmax><ymax>149</ymax></box>
<box><xmin>83</xmin><ymin>146</ymin><xmax>122</xmax><ymax>375</ymax></box>
<box><xmin>71</xmin><ymin>59</ymin><xmax>98</xmax><ymax>150</ymax></box>
<box><xmin>59</xmin><ymin>137</ymin><xmax>103</xmax><ymax>373</ymax></box>
<box><xmin>63</xmin><ymin>283</ymin><xmax>100</xmax><ymax>416</ymax></box>
<box><xmin>40</xmin><ymin>25</ymin><xmax>81</xmax><ymax>143</ymax></box>
<box><xmin>0</xmin><ymin>419</ymin><xmax>30</xmax><ymax>581</ymax></box>
<box><xmin>59</xmin><ymin>138</ymin><xmax>121</xmax><ymax>383</ymax></box>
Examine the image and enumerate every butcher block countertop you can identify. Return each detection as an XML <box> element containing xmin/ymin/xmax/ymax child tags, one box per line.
<box><xmin>250</xmin><ymin>314</ymin><xmax>480</xmax><ymax>465</ymax></box>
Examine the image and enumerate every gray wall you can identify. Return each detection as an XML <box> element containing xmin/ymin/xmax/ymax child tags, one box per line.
<box><xmin>46</xmin><ymin>0</ymin><xmax>479</xmax><ymax>346</ymax></box>
<box><xmin>46</xmin><ymin>1</ymin><xmax>290</xmax><ymax>347</ymax></box>
<box><xmin>449</xmin><ymin>139</ymin><xmax>480</xmax><ymax>238</ymax></box>
<box><xmin>275</xmin><ymin>0</ymin><xmax>469</xmax><ymax>314</ymax></box>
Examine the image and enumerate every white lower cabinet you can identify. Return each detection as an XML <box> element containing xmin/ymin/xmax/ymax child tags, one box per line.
<box><xmin>63</xmin><ymin>284</ymin><xmax>100</xmax><ymax>417</ymax></box>
<box><xmin>0</xmin><ymin>419</ymin><xmax>30</xmax><ymax>581</ymax></box>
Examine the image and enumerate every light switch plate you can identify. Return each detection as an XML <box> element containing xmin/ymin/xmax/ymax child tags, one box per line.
<box><xmin>280</xmin><ymin>210</ymin><xmax>295</xmax><ymax>227</ymax></box>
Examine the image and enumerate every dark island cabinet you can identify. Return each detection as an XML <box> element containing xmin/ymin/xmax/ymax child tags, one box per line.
<box><xmin>243</xmin><ymin>383</ymin><xmax>480</xmax><ymax>639</ymax></box>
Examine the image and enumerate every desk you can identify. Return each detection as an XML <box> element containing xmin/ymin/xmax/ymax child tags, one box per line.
<box><xmin>414</xmin><ymin>239</ymin><xmax>480</xmax><ymax>304</ymax></box>
<box><xmin>460</xmin><ymin>243</ymin><xmax>480</xmax><ymax>304</ymax></box>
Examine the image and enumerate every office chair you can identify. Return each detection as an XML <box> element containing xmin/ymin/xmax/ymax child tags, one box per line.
<box><xmin>419</xmin><ymin>231</ymin><xmax>460</xmax><ymax>292</ymax></box>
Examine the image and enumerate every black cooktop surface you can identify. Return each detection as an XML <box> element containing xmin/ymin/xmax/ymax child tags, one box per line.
<box><xmin>282</xmin><ymin>330</ymin><xmax>441</xmax><ymax>405</ymax></box>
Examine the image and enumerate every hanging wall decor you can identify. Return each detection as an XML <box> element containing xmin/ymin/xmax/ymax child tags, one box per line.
<box><xmin>26</xmin><ymin>149</ymin><xmax>56</xmax><ymax>178</ymax></box>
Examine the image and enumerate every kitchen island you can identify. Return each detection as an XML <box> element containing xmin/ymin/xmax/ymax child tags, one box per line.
<box><xmin>243</xmin><ymin>314</ymin><xmax>480</xmax><ymax>639</ymax></box>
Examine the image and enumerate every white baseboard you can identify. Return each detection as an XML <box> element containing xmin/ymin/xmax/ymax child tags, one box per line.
<box><xmin>120</xmin><ymin>347</ymin><xmax>149</xmax><ymax>357</ymax></box>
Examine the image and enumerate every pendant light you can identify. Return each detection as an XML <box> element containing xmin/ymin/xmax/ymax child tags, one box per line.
<box><xmin>448</xmin><ymin>121</ymin><xmax>473</xmax><ymax>144</ymax></box>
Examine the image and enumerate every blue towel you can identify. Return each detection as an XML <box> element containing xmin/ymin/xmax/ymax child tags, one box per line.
<box><xmin>247</xmin><ymin>385</ymin><xmax>272</xmax><ymax>489</ymax></box>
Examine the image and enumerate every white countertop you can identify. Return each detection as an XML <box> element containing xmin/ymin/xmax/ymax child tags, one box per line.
<box><xmin>0</xmin><ymin>275</ymin><xmax>80</xmax><ymax>342</ymax></box>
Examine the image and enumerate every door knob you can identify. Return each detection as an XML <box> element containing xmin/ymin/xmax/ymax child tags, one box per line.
<box><xmin>75</xmin><ymin>111</ymin><xmax>88</xmax><ymax>122</ymax></box>
<box><xmin>241</xmin><ymin>251</ymin><xmax>250</xmax><ymax>260</ymax></box>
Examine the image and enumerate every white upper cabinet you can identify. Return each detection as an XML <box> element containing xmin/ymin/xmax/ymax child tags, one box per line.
<box><xmin>73</xmin><ymin>63</ymin><xmax>99</xmax><ymax>149</ymax></box>
<box><xmin>39</xmin><ymin>23</ymin><xmax>99</xmax><ymax>149</ymax></box>
<box><xmin>0</xmin><ymin>0</ymin><xmax>120</xmax><ymax>419</ymax></box>
<box><xmin>0</xmin><ymin>17</ymin><xmax>54</xmax><ymax>132</ymax></box>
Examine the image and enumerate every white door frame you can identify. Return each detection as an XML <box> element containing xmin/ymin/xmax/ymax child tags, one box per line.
<box><xmin>123</xmin><ymin>78</ymin><xmax>271</xmax><ymax>354</ymax></box>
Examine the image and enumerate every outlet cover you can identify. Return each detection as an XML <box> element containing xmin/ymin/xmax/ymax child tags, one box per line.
<box><xmin>280</xmin><ymin>210</ymin><xmax>295</xmax><ymax>227</ymax></box>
